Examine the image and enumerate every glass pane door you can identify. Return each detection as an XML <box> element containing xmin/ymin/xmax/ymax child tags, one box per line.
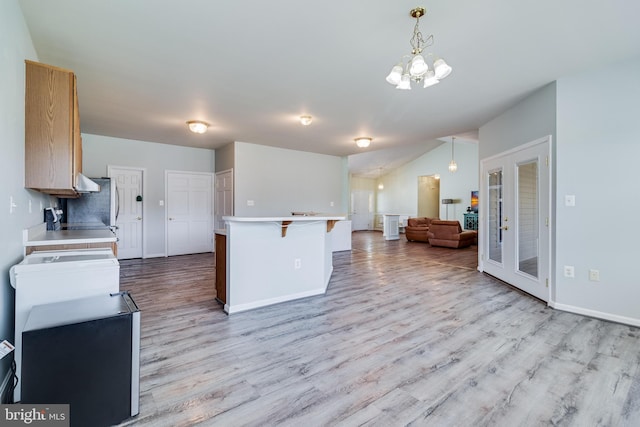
<box><xmin>517</xmin><ymin>161</ymin><xmax>538</xmax><ymax>278</ymax></box>
<box><xmin>488</xmin><ymin>169</ymin><xmax>503</xmax><ymax>263</ymax></box>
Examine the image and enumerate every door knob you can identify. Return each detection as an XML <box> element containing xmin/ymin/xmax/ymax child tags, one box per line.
<box><xmin>169</xmin><ymin>217</ymin><xmax>174</xmax><ymax>221</ymax></box>
<box><xmin>137</xmin><ymin>217</ymin><xmax>142</xmax><ymax>220</ymax></box>
<box><xmin>501</xmin><ymin>225</ymin><xmax>509</xmax><ymax>230</ymax></box>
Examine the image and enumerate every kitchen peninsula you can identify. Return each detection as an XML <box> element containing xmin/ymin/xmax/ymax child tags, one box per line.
<box><xmin>220</xmin><ymin>215</ymin><xmax>345</xmax><ymax>314</ymax></box>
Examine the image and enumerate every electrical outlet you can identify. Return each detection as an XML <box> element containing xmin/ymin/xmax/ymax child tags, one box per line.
<box><xmin>564</xmin><ymin>265</ymin><xmax>575</xmax><ymax>278</ymax></box>
<box><xmin>294</xmin><ymin>258</ymin><xmax>301</xmax><ymax>269</ymax></box>
<box><xmin>589</xmin><ymin>269</ymin><xmax>600</xmax><ymax>281</ymax></box>
<box><xmin>565</xmin><ymin>195</ymin><xmax>576</xmax><ymax>207</ymax></box>
<box><xmin>330</xmin><ymin>201</ymin><xmax>334</xmax><ymax>207</ymax></box>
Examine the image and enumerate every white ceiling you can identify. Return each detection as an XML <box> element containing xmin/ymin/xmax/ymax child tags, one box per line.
<box><xmin>18</xmin><ymin>1</ymin><xmax>640</xmax><ymax>177</ymax></box>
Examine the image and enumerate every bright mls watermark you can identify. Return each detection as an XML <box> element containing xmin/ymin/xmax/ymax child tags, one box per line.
<box><xmin>0</xmin><ymin>405</ymin><xmax>69</xmax><ymax>426</ymax></box>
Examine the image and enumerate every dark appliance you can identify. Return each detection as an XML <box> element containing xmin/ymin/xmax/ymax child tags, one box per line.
<box><xmin>44</xmin><ymin>207</ymin><xmax>62</xmax><ymax>230</ymax></box>
<box><xmin>63</xmin><ymin>177</ymin><xmax>117</xmax><ymax>228</ymax></box>
<box><xmin>21</xmin><ymin>292</ymin><xmax>140</xmax><ymax>427</ymax></box>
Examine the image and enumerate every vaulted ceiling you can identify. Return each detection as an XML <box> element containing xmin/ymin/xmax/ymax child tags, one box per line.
<box><xmin>18</xmin><ymin>1</ymin><xmax>640</xmax><ymax>176</ymax></box>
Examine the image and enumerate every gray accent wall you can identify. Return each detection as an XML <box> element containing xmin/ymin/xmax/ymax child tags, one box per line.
<box><xmin>233</xmin><ymin>142</ymin><xmax>346</xmax><ymax>217</ymax></box>
<box><xmin>0</xmin><ymin>0</ymin><xmax>52</xmax><ymax>392</ymax></box>
<box><xmin>479</xmin><ymin>57</ymin><xmax>640</xmax><ymax>324</ymax></box>
<box><xmin>82</xmin><ymin>134</ymin><xmax>215</xmax><ymax>257</ymax></box>
<box><xmin>214</xmin><ymin>142</ymin><xmax>234</xmax><ymax>173</ymax></box>
<box><xmin>554</xmin><ymin>57</ymin><xmax>640</xmax><ymax>322</ymax></box>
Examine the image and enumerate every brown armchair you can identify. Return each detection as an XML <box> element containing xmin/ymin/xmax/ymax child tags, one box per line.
<box><xmin>405</xmin><ymin>217</ymin><xmax>437</xmax><ymax>242</ymax></box>
<box><xmin>427</xmin><ymin>220</ymin><xmax>477</xmax><ymax>248</ymax></box>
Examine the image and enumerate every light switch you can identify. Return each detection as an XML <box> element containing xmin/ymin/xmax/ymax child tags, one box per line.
<box><xmin>247</xmin><ymin>200</ymin><xmax>255</xmax><ymax>206</ymax></box>
<box><xmin>159</xmin><ymin>200</ymin><xmax>164</xmax><ymax>206</ymax></box>
<box><xmin>565</xmin><ymin>195</ymin><xmax>576</xmax><ymax>207</ymax></box>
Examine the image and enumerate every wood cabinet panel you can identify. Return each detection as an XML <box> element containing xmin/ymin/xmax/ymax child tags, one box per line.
<box><xmin>215</xmin><ymin>233</ymin><xmax>226</xmax><ymax>305</ymax></box>
<box><xmin>24</xmin><ymin>60</ymin><xmax>81</xmax><ymax>197</ymax></box>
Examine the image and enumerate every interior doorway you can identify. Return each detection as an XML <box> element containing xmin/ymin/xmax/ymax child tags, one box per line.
<box><xmin>417</xmin><ymin>175</ymin><xmax>440</xmax><ymax>218</ymax></box>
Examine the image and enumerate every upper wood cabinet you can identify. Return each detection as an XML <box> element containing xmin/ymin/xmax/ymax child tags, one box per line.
<box><xmin>24</xmin><ymin>60</ymin><xmax>83</xmax><ymax>198</ymax></box>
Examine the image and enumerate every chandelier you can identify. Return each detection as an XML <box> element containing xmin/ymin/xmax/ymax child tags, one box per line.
<box><xmin>385</xmin><ymin>7</ymin><xmax>452</xmax><ymax>90</ymax></box>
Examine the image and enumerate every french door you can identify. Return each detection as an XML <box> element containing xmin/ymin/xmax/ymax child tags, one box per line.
<box><xmin>480</xmin><ymin>136</ymin><xmax>551</xmax><ymax>302</ymax></box>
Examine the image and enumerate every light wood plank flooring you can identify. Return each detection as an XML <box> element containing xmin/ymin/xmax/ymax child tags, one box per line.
<box><xmin>117</xmin><ymin>231</ymin><xmax>640</xmax><ymax>426</ymax></box>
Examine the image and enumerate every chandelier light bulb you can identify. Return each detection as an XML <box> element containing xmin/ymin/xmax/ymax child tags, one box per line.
<box><xmin>385</xmin><ymin>64</ymin><xmax>403</xmax><ymax>85</ymax></box>
<box><xmin>396</xmin><ymin>73</ymin><xmax>412</xmax><ymax>90</ymax></box>
<box><xmin>433</xmin><ymin>58</ymin><xmax>453</xmax><ymax>79</ymax></box>
<box><xmin>187</xmin><ymin>120</ymin><xmax>209</xmax><ymax>134</ymax></box>
<box><xmin>423</xmin><ymin>70</ymin><xmax>440</xmax><ymax>88</ymax></box>
<box><xmin>378</xmin><ymin>183</ymin><xmax>384</xmax><ymax>190</ymax></box>
<box><xmin>409</xmin><ymin>54</ymin><xmax>428</xmax><ymax>77</ymax></box>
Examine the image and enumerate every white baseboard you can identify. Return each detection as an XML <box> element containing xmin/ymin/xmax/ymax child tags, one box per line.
<box><xmin>225</xmin><ymin>288</ymin><xmax>326</xmax><ymax>314</ymax></box>
<box><xmin>549</xmin><ymin>300</ymin><xmax>640</xmax><ymax>327</ymax></box>
<box><xmin>143</xmin><ymin>253</ymin><xmax>165</xmax><ymax>259</ymax></box>
<box><xmin>0</xmin><ymin>367</ymin><xmax>12</xmax><ymax>404</ymax></box>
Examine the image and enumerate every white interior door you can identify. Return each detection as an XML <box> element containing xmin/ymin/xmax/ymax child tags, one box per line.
<box><xmin>167</xmin><ymin>171</ymin><xmax>213</xmax><ymax>256</ymax></box>
<box><xmin>351</xmin><ymin>190</ymin><xmax>373</xmax><ymax>231</ymax></box>
<box><xmin>480</xmin><ymin>136</ymin><xmax>551</xmax><ymax>302</ymax></box>
<box><xmin>214</xmin><ymin>169</ymin><xmax>233</xmax><ymax>230</ymax></box>
<box><xmin>109</xmin><ymin>166</ymin><xmax>144</xmax><ymax>259</ymax></box>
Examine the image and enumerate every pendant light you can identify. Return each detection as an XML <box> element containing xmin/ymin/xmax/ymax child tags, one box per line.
<box><xmin>448</xmin><ymin>136</ymin><xmax>458</xmax><ymax>173</ymax></box>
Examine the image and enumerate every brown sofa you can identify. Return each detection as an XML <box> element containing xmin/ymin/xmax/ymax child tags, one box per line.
<box><xmin>405</xmin><ymin>217</ymin><xmax>437</xmax><ymax>242</ymax></box>
<box><xmin>427</xmin><ymin>220</ymin><xmax>477</xmax><ymax>248</ymax></box>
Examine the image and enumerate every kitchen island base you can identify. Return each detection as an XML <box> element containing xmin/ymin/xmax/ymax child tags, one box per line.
<box><xmin>222</xmin><ymin>216</ymin><xmax>344</xmax><ymax>314</ymax></box>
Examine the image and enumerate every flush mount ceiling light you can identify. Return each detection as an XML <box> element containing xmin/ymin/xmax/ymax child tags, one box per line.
<box><xmin>386</xmin><ymin>7</ymin><xmax>452</xmax><ymax>90</ymax></box>
<box><xmin>299</xmin><ymin>115</ymin><xmax>313</xmax><ymax>126</ymax></box>
<box><xmin>448</xmin><ymin>136</ymin><xmax>458</xmax><ymax>172</ymax></box>
<box><xmin>355</xmin><ymin>137</ymin><xmax>372</xmax><ymax>148</ymax></box>
<box><xmin>187</xmin><ymin>120</ymin><xmax>209</xmax><ymax>134</ymax></box>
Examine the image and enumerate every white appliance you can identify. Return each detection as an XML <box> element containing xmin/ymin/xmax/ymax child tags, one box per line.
<box><xmin>9</xmin><ymin>248</ymin><xmax>120</xmax><ymax>402</ymax></box>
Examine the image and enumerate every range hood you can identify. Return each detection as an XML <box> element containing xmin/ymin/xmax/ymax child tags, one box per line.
<box><xmin>76</xmin><ymin>173</ymin><xmax>101</xmax><ymax>193</ymax></box>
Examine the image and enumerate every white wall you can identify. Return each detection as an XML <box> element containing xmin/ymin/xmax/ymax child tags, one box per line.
<box><xmin>233</xmin><ymin>141</ymin><xmax>347</xmax><ymax>217</ymax></box>
<box><xmin>479</xmin><ymin>57</ymin><xmax>640</xmax><ymax>325</ymax></box>
<box><xmin>554</xmin><ymin>56</ymin><xmax>640</xmax><ymax>323</ymax></box>
<box><xmin>0</xmin><ymin>0</ymin><xmax>52</xmax><ymax>391</ymax></box>
<box><xmin>82</xmin><ymin>134</ymin><xmax>215</xmax><ymax>257</ymax></box>
<box><xmin>376</xmin><ymin>141</ymin><xmax>479</xmax><ymax>225</ymax></box>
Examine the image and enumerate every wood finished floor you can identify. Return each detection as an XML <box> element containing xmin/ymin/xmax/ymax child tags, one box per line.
<box><xmin>117</xmin><ymin>231</ymin><xmax>640</xmax><ymax>427</ymax></box>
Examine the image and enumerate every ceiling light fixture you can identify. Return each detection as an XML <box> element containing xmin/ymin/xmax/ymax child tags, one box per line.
<box><xmin>448</xmin><ymin>136</ymin><xmax>458</xmax><ymax>172</ymax></box>
<box><xmin>299</xmin><ymin>115</ymin><xmax>313</xmax><ymax>126</ymax></box>
<box><xmin>355</xmin><ymin>137</ymin><xmax>372</xmax><ymax>148</ymax></box>
<box><xmin>386</xmin><ymin>7</ymin><xmax>452</xmax><ymax>90</ymax></box>
<box><xmin>187</xmin><ymin>120</ymin><xmax>209</xmax><ymax>134</ymax></box>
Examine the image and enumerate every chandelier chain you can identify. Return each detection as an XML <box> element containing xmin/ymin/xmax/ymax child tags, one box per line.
<box><xmin>410</xmin><ymin>15</ymin><xmax>433</xmax><ymax>55</ymax></box>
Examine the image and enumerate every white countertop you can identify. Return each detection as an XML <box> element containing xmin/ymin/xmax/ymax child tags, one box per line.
<box><xmin>24</xmin><ymin>223</ymin><xmax>117</xmax><ymax>246</ymax></box>
<box><xmin>223</xmin><ymin>216</ymin><xmax>345</xmax><ymax>222</ymax></box>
